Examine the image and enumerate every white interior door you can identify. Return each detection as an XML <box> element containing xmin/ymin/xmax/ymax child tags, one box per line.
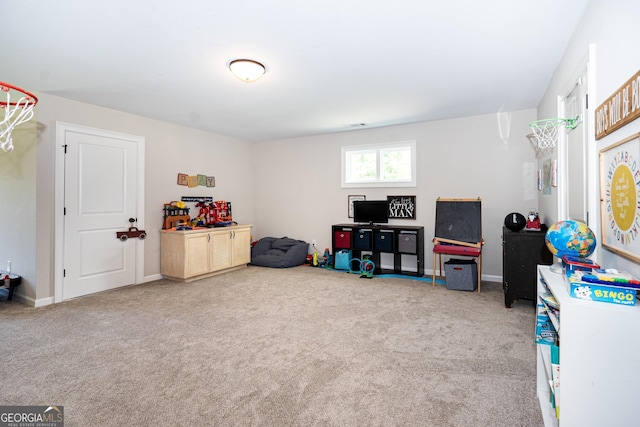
<box><xmin>56</xmin><ymin>123</ymin><xmax>145</xmax><ymax>300</ymax></box>
<box><xmin>564</xmin><ymin>73</ymin><xmax>589</xmax><ymax>223</ymax></box>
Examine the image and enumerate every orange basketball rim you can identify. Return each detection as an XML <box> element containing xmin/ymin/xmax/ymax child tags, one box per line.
<box><xmin>0</xmin><ymin>81</ymin><xmax>39</xmax><ymax>152</ymax></box>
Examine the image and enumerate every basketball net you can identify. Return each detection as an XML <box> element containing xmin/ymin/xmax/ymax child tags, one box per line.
<box><xmin>0</xmin><ymin>82</ymin><xmax>38</xmax><ymax>152</ymax></box>
<box><xmin>529</xmin><ymin>118</ymin><xmax>565</xmax><ymax>150</ymax></box>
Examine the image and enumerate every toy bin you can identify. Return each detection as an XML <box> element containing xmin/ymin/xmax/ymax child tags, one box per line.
<box><xmin>373</xmin><ymin>231</ymin><xmax>394</xmax><ymax>252</ymax></box>
<box><xmin>444</xmin><ymin>259</ymin><xmax>478</xmax><ymax>291</ymax></box>
<box><xmin>334</xmin><ymin>250</ymin><xmax>352</xmax><ymax>270</ymax></box>
<box><xmin>397</xmin><ymin>231</ymin><xmax>417</xmax><ymax>253</ymax></box>
<box><xmin>353</xmin><ymin>229</ymin><xmax>372</xmax><ymax>250</ymax></box>
<box><xmin>334</xmin><ymin>230</ymin><xmax>352</xmax><ymax>249</ymax></box>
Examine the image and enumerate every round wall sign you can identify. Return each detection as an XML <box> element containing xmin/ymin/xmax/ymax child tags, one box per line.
<box><xmin>603</xmin><ymin>148</ymin><xmax>640</xmax><ymax>243</ymax></box>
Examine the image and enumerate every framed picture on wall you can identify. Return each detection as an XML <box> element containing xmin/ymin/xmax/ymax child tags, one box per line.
<box><xmin>537</xmin><ymin>169</ymin><xmax>543</xmax><ymax>191</ymax></box>
<box><xmin>599</xmin><ymin>132</ymin><xmax>640</xmax><ymax>263</ymax></box>
<box><xmin>348</xmin><ymin>195</ymin><xmax>365</xmax><ymax>218</ymax></box>
<box><xmin>543</xmin><ymin>159</ymin><xmax>552</xmax><ymax>195</ymax></box>
<box><xmin>387</xmin><ymin>195</ymin><xmax>416</xmax><ymax>219</ymax></box>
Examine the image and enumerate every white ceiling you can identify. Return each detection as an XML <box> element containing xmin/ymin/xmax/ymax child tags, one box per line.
<box><xmin>2</xmin><ymin>0</ymin><xmax>590</xmax><ymax>142</ymax></box>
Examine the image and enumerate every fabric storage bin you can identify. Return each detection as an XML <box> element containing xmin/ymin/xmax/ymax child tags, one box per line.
<box><xmin>353</xmin><ymin>229</ymin><xmax>372</xmax><ymax>250</ymax></box>
<box><xmin>397</xmin><ymin>232</ymin><xmax>417</xmax><ymax>253</ymax></box>
<box><xmin>373</xmin><ymin>231</ymin><xmax>394</xmax><ymax>252</ymax></box>
<box><xmin>334</xmin><ymin>249</ymin><xmax>352</xmax><ymax>270</ymax></box>
<box><xmin>334</xmin><ymin>230</ymin><xmax>352</xmax><ymax>248</ymax></box>
<box><xmin>444</xmin><ymin>259</ymin><xmax>478</xmax><ymax>291</ymax></box>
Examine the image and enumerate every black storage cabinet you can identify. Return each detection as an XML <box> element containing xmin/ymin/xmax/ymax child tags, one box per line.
<box><xmin>502</xmin><ymin>226</ymin><xmax>553</xmax><ymax>308</ymax></box>
<box><xmin>332</xmin><ymin>224</ymin><xmax>424</xmax><ymax>276</ymax></box>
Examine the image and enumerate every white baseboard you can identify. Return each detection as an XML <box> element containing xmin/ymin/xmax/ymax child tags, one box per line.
<box><xmin>144</xmin><ymin>274</ymin><xmax>163</xmax><ymax>282</ymax></box>
<box><xmin>4</xmin><ymin>272</ymin><xmax>503</xmax><ymax>308</ymax></box>
<box><xmin>34</xmin><ymin>296</ymin><xmax>54</xmax><ymax>307</ymax></box>
<box><xmin>4</xmin><ymin>275</ymin><xmax>164</xmax><ymax>308</ymax></box>
<box><xmin>425</xmin><ymin>269</ymin><xmax>502</xmax><ymax>283</ymax></box>
<box><xmin>0</xmin><ymin>288</ymin><xmax>45</xmax><ymax>307</ymax></box>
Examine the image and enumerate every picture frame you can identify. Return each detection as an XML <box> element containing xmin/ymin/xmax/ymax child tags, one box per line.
<box><xmin>387</xmin><ymin>195</ymin><xmax>416</xmax><ymax>219</ymax></box>
<box><xmin>542</xmin><ymin>159</ymin><xmax>552</xmax><ymax>195</ymax></box>
<box><xmin>599</xmin><ymin>132</ymin><xmax>640</xmax><ymax>263</ymax></box>
<box><xmin>537</xmin><ymin>169</ymin><xmax>543</xmax><ymax>191</ymax></box>
<box><xmin>206</xmin><ymin>176</ymin><xmax>215</xmax><ymax>187</ymax></box>
<box><xmin>348</xmin><ymin>195</ymin><xmax>365</xmax><ymax>218</ymax></box>
<box><xmin>197</xmin><ymin>174</ymin><xmax>207</xmax><ymax>186</ymax></box>
<box><xmin>177</xmin><ymin>173</ymin><xmax>188</xmax><ymax>186</ymax></box>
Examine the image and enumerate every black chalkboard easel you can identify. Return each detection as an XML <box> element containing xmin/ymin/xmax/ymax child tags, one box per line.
<box><xmin>434</xmin><ymin>197</ymin><xmax>482</xmax><ymax>246</ymax></box>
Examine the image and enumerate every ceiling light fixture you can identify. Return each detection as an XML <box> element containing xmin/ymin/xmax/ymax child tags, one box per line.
<box><xmin>228</xmin><ymin>59</ymin><xmax>266</xmax><ymax>82</ymax></box>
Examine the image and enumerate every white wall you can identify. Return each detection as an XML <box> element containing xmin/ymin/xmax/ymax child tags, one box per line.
<box><xmin>0</xmin><ymin>121</ymin><xmax>37</xmax><ymax>301</ymax></box>
<box><xmin>27</xmin><ymin>93</ymin><xmax>255</xmax><ymax>305</ymax></box>
<box><xmin>537</xmin><ymin>0</ymin><xmax>640</xmax><ymax>278</ymax></box>
<box><xmin>252</xmin><ymin>109</ymin><xmax>538</xmax><ymax>280</ymax></box>
<box><xmin>4</xmin><ymin>95</ymin><xmax>538</xmax><ymax>305</ymax></box>
<box><xmin>4</xmin><ymin>97</ymin><xmax>539</xmax><ymax>305</ymax></box>
<box><xmin>7</xmin><ymin>0</ymin><xmax>636</xmax><ymax>304</ymax></box>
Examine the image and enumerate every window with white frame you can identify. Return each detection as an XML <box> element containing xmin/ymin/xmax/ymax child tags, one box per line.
<box><xmin>341</xmin><ymin>140</ymin><xmax>416</xmax><ymax>188</ymax></box>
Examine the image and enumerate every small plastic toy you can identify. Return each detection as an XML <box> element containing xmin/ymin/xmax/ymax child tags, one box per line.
<box><xmin>163</xmin><ymin>201</ymin><xmax>190</xmax><ymax>229</ymax></box>
<box><xmin>525</xmin><ymin>209</ymin><xmax>541</xmax><ymax>231</ymax></box>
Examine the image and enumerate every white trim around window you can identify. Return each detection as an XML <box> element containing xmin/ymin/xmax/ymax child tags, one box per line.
<box><xmin>341</xmin><ymin>140</ymin><xmax>416</xmax><ymax>188</ymax></box>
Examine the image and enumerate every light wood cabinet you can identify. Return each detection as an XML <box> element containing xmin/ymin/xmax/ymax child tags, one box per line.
<box><xmin>184</xmin><ymin>232</ymin><xmax>211</xmax><ymax>277</ymax></box>
<box><xmin>161</xmin><ymin>224</ymin><xmax>252</xmax><ymax>281</ymax></box>
<box><xmin>210</xmin><ymin>227</ymin><xmax>251</xmax><ymax>272</ymax></box>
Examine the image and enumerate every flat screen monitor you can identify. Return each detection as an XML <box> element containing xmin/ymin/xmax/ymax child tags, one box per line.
<box><xmin>353</xmin><ymin>200</ymin><xmax>389</xmax><ymax>225</ymax></box>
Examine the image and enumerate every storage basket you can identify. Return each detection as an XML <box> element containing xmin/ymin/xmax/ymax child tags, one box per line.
<box><xmin>444</xmin><ymin>259</ymin><xmax>478</xmax><ymax>291</ymax></box>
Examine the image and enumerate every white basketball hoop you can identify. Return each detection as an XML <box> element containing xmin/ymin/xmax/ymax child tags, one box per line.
<box><xmin>528</xmin><ymin>117</ymin><xmax>579</xmax><ymax>151</ymax></box>
<box><xmin>0</xmin><ymin>82</ymin><xmax>38</xmax><ymax>152</ymax></box>
<box><xmin>527</xmin><ymin>133</ymin><xmax>553</xmax><ymax>158</ymax></box>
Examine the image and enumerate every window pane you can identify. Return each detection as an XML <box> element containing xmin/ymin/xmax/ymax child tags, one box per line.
<box><xmin>381</xmin><ymin>147</ymin><xmax>411</xmax><ymax>181</ymax></box>
<box><xmin>346</xmin><ymin>150</ymin><xmax>377</xmax><ymax>182</ymax></box>
<box><xmin>342</xmin><ymin>140</ymin><xmax>415</xmax><ymax>188</ymax></box>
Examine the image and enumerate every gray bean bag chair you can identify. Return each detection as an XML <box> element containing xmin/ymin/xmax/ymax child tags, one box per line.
<box><xmin>251</xmin><ymin>237</ymin><xmax>309</xmax><ymax>268</ymax></box>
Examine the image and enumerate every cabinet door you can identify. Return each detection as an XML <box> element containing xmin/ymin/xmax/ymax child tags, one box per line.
<box><xmin>185</xmin><ymin>233</ymin><xmax>210</xmax><ymax>277</ymax></box>
<box><xmin>232</xmin><ymin>228</ymin><xmax>251</xmax><ymax>266</ymax></box>
<box><xmin>211</xmin><ymin>231</ymin><xmax>232</xmax><ymax>272</ymax></box>
<box><xmin>503</xmin><ymin>229</ymin><xmax>552</xmax><ymax>305</ymax></box>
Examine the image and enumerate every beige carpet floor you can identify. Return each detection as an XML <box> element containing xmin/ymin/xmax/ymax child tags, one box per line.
<box><xmin>0</xmin><ymin>265</ymin><xmax>542</xmax><ymax>426</ymax></box>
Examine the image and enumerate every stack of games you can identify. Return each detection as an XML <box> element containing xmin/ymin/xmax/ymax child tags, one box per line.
<box><xmin>564</xmin><ymin>258</ymin><xmax>638</xmax><ymax>306</ymax></box>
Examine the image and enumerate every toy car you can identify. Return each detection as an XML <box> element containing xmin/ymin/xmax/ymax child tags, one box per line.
<box><xmin>116</xmin><ymin>227</ymin><xmax>147</xmax><ymax>241</ymax></box>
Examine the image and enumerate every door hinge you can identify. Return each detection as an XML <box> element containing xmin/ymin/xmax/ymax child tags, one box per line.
<box><xmin>64</xmin><ymin>207</ymin><xmax>66</xmax><ymax>215</ymax></box>
<box><xmin>585</xmin><ymin>94</ymin><xmax>588</xmax><ymax>109</ymax></box>
<box><xmin>63</xmin><ymin>269</ymin><xmax>66</xmax><ymax>277</ymax></box>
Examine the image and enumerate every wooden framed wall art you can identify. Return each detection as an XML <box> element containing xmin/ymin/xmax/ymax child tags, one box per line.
<box><xmin>600</xmin><ymin>132</ymin><xmax>640</xmax><ymax>262</ymax></box>
<box><xmin>595</xmin><ymin>69</ymin><xmax>640</xmax><ymax>140</ymax></box>
<box><xmin>387</xmin><ymin>195</ymin><xmax>416</xmax><ymax>219</ymax></box>
<box><xmin>348</xmin><ymin>195</ymin><xmax>365</xmax><ymax>218</ymax></box>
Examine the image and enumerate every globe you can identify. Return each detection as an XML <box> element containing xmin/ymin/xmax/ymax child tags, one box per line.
<box><xmin>545</xmin><ymin>220</ymin><xmax>596</xmax><ymax>258</ymax></box>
